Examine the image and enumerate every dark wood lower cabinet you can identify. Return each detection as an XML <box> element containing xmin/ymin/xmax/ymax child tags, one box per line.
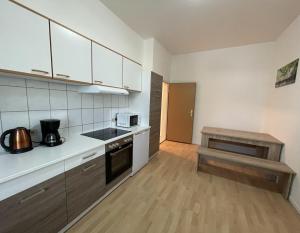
<box><xmin>65</xmin><ymin>156</ymin><xmax>106</xmax><ymax>222</ymax></box>
<box><xmin>0</xmin><ymin>156</ymin><xmax>107</xmax><ymax>233</ymax></box>
<box><xmin>149</xmin><ymin>72</ymin><xmax>163</xmax><ymax>157</ymax></box>
<box><xmin>0</xmin><ymin>174</ymin><xmax>67</xmax><ymax>233</ymax></box>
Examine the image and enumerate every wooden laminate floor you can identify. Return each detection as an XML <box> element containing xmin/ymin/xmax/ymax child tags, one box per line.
<box><xmin>67</xmin><ymin>141</ymin><xmax>300</xmax><ymax>233</ymax></box>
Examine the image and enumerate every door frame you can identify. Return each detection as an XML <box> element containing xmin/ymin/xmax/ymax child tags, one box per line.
<box><xmin>160</xmin><ymin>81</ymin><xmax>169</xmax><ymax>144</ymax></box>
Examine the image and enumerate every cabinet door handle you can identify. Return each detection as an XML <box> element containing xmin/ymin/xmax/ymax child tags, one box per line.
<box><xmin>19</xmin><ymin>188</ymin><xmax>46</xmax><ymax>204</ymax></box>
<box><xmin>94</xmin><ymin>80</ymin><xmax>103</xmax><ymax>84</ymax></box>
<box><xmin>82</xmin><ymin>163</ymin><xmax>97</xmax><ymax>172</ymax></box>
<box><xmin>82</xmin><ymin>152</ymin><xmax>97</xmax><ymax>160</ymax></box>
<box><xmin>31</xmin><ymin>69</ymin><xmax>49</xmax><ymax>75</ymax></box>
<box><xmin>56</xmin><ymin>73</ymin><xmax>70</xmax><ymax>78</ymax></box>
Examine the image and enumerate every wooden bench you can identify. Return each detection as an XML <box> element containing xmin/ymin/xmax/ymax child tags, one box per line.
<box><xmin>201</xmin><ymin>127</ymin><xmax>284</xmax><ymax>161</ymax></box>
<box><xmin>197</xmin><ymin>146</ymin><xmax>296</xmax><ymax>199</ymax></box>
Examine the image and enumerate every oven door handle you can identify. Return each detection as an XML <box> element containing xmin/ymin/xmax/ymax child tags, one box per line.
<box><xmin>110</xmin><ymin>144</ymin><xmax>133</xmax><ymax>157</ymax></box>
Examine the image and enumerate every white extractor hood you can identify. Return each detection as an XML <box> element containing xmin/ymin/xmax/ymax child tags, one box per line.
<box><xmin>79</xmin><ymin>85</ymin><xmax>129</xmax><ymax>95</ymax></box>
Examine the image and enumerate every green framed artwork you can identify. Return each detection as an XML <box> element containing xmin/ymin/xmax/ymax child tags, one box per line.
<box><xmin>276</xmin><ymin>58</ymin><xmax>299</xmax><ymax>88</ymax></box>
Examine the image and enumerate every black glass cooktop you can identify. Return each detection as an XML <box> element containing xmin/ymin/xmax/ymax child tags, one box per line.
<box><xmin>81</xmin><ymin>128</ymin><xmax>131</xmax><ymax>141</ymax></box>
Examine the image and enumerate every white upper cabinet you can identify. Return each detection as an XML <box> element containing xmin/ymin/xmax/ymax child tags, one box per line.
<box><xmin>0</xmin><ymin>1</ymin><xmax>52</xmax><ymax>77</ymax></box>
<box><xmin>123</xmin><ymin>58</ymin><xmax>142</xmax><ymax>92</ymax></box>
<box><xmin>50</xmin><ymin>22</ymin><xmax>92</xmax><ymax>83</ymax></box>
<box><xmin>92</xmin><ymin>43</ymin><xmax>122</xmax><ymax>88</ymax></box>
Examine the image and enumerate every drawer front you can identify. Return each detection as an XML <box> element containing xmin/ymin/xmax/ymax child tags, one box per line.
<box><xmin>0</xmin><ymin>174</ymin><xmax>67</xmax><ymax>233</ymax></box>
<box><xmin>0</xmin><ymin>161</ymin><xmax>64</xmax><ymax>202</ymax></box>
<box><xmin>66</xmin><ymin>156</ymin><xmax>106</xmax><ymax>222</ymax></box>
<box><xmin>65</xmin><ymin>147</ymin><xmax>105</xmax><ymax>172</ymax></box>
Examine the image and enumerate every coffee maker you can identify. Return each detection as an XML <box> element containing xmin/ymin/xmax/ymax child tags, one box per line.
<box><xmin>40</xmin><ymin>119</ymin><xmax>63</xmax><ymax>147</ymax></box>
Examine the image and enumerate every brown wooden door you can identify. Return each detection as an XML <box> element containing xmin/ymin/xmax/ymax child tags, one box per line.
<box><xmin>149</xmin><ymin>72</ymin><xmax>163</xmax><ymax>157</ymax></box>
<box><xmin>167</xmin><ymin>83</ymin><xmax>196</xmax><ymax>144</ymax></box>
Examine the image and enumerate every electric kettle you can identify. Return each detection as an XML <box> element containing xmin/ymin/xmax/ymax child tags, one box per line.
<box><xmin>0</xmin><ymin>127</ymin><xmax>33</xmax><ymax>154</ymax></box>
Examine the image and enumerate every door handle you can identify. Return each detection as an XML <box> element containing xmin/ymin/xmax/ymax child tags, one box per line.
<box><xmin>31</xmin><ymin>69</ymin><xmax>49</xmax><ymax>75</ymax></box>
<box><xmin>190</xmin><ymin>109</ymin><xmax>194</xmax><ymax>118</ymax></box>
<box><xmin>56</xmin><ymin>73</ymin><xmax>70</xmax><ymax>79</ymax></box>
<box><xmin>135</xmin><ymin>130</ymin><xmax>149</xmax><ymax>136</ymax></box>
<box><xmin>82</xmin><ymin>152</ymin><xmax>97</xmax><ymax>160</ymax></box>
<box><xmin>19</xmin><ymin>188</ymin><xmax>46</xmax><ymax>204</ymax></box>
<box><xmin>110</xmin><ymin>144</ymin><xmax>133</xmax><ymax>157</ymax></box>
<box><xmin>82</xmin><ymin>163</ymin><xmax>97</xmax><ymax>172</ymax></box>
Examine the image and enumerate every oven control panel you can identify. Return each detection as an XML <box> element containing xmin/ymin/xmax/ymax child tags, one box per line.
<box><xmin>105</xmin><ymin>136</ymin><xmax>133</xmax><ymax>152</ymax></box>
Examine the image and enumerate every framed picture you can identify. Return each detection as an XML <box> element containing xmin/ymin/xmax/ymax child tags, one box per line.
<box><xmin>275</xmin><ymin>58</ymin><xmax>299</xmax><ymax>88</ymax></box>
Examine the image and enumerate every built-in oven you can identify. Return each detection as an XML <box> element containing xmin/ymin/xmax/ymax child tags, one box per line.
<box><xmin>105</xmin><ymin>136</ymin><xmax>133</xmax><ymax>184</ymax></box>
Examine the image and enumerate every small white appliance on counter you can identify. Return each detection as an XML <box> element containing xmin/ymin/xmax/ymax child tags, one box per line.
<box><xmin>116</xmin><ymin>113</ymin><xmax>139</xmax><ymax>128</ymax></box>
<box><xmin>132</xmin><ymin>129</ymin><xmax>150</xmax><ymax>175</ymax></box>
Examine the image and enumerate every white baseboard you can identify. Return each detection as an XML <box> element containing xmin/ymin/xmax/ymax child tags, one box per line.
<box><xmin>290</xmin><ymin>196</ymin><xmax>300</xmax><ymax>214</ymax></box>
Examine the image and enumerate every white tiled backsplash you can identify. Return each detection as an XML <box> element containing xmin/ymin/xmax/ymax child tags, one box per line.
<box><xmin>0</xmin><ymin>76</ymin><xmax>129</xmax><ymax>144</ymax></box>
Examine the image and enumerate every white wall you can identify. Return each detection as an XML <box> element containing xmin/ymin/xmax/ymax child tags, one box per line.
<box><xmin>170</xmin><ymin>42</ymin><xmax>275</xmax><ymax>144</ymax></box>
<box><xmin>129</xmin><ymin>70</ymin><xmax>151</xmax><ymax>127</ymax></box>
<box><xmin>13</xmin><ymin>0</ymin><xmax>144</xmax><ymax>63</ymax></box>
<box><xmin>263</xmin><ymin>15</ymin><xmax>300</xmax><ymax>212</ymax></box>
<box><xmin>142</xmin><ymin>38</ymin><xmax>172</xmax><ymax>82</ymax></box>
<box><xmin>152</xmin><ymin>40</ymin><xmax>172</xmax><ymax>82</ymax></box>
<box><xmin>142</xmin><ymin>39</ymin><xmax>154</xmax><ymax>71</ymax></box>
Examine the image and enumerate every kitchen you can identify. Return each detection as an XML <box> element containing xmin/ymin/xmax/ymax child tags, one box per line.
<box><xmin>1</xmin><ymin>0</ymin><xmax>300</xmax><ymax>233</ymax></box>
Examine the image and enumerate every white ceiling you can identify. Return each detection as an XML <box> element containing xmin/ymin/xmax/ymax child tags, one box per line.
<box><xmin>99</xmin><ymin>0</ymin><xmax>300</xmax><ymax>54</ymax></box>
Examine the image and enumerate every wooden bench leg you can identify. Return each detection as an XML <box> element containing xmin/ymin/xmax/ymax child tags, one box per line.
<box><xmin>282</xmin><ymin>173</ymin><xmax>295</xmax><ymax>200</ymax></box>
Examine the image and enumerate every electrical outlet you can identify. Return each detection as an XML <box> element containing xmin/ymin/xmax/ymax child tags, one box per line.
<box><xmin>30</xmin><ymin>129</ymin><xmax>36</xmax><ymax>135</ymax></box>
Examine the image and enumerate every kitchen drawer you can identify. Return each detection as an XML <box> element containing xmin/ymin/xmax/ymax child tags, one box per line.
<box><xmin>64</xmin><ymin>146</ymin><xmax>105</xmax><ymax>171</ymax></box>
<box><xmin>0</xmin><ymin>174</ymin><xmax>67</xmax><ymax>233</ymax></box>
<box><xmin>0</xmin><ymin>161</ymin><xmax>64</xmax><ymax>202</ymax></box>
<box><xmin>66</xmin><ymin>156</ymin><xmax>106</xmax><ymax>222</ymax></box>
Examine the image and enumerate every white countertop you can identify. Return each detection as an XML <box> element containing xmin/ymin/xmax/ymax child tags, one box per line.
<box><xmin>0</xmin><ymin>126</ymin><xmax>150</xmax><ymax>184</ymax></box>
